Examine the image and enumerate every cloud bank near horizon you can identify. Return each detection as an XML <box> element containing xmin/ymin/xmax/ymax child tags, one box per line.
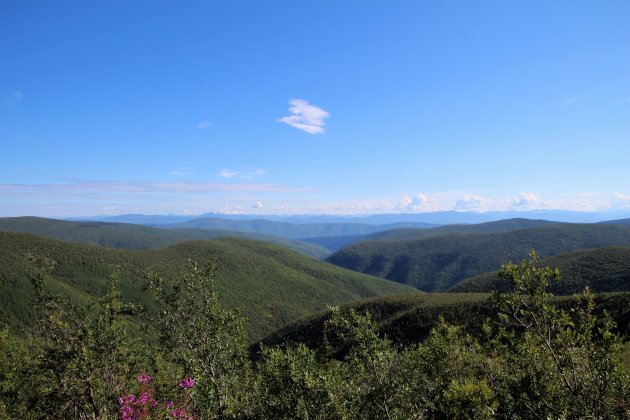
<box><xmin>1</xmin><ymin>181</ymin><xmax>630</xmax><ymax>218</ymax></box>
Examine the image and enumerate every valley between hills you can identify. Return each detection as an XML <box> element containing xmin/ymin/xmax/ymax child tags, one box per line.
<box><xmin>2</xmin><ymin>215</ymin><xmax>630</xmax><ymax>342</ymax></box>
<box><xmin>1</xmin><ymin>214</ymin><xmax>629</xmax><ymax>417</ymax></box>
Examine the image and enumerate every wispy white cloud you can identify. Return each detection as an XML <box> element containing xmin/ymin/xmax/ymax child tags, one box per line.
<box><xmin>312</xmin><ymin>200</ymin><xmax>396</xmax><ymax>215</ymax></box>
<box><xmin>4</xmin><ymin>91</ymin><xmax>23</xmax><ymax>108</ymax></box>
<box><xmin>0</xmin><ymin>180</ymin><xmax>309</xmax><ymax>194</ymax></box>
<box><xmin>509</xmin><ymin>191</ymin><xmax>542</xmax><ymax>207</ymax></box>
<box><xmin>278</xmin><ymin>99</ymin><xmax>329</xmax><ymax>134</ymax></box>
<box><xmin>397</xmin><ymin>193</ymin><xmax>440</xmax><ymax>212</ymax></box>
<box><xmin>611</xmin><ymin>193</ymin><xmax>630</xmax><ymax>209</ymax></box>
<box><xmin>180</xmin><ymin>208</ymin><xmax>201</xmax><ymax>216</ymax></box>
<box><xmin>4</xmin><ymin>181</ymin><xmax>630</xmax><ymax>218</ymax></box>
<box><xmin>217</xmin><ymin>205</ymin><xmax>246</xmax><ymax>215</ymax></box>
<box><xmin>197</xmin><ymin>121</ymin><xmax>212</xmax><ymax>129</ymax></box>
<box><xmin>219</xmin><ymin>169</ymin><xmax>238</xmax><ymax>179</ymax></box>
<box><xmin>168</xmin><ymin>170</ymin><xmax>187</xmax><ymax>177</ymax></box>
<box><xmin>219</xmin><ymin>168</ymin><xmax>266</xmax><ymax>180</ymax></box>
<box><xmin>241</xmin><ymin>169</ymin><xmax>267</xmax><ymax>180</ymax></box>
<box><xmin>614</xmin><ymin>96</ymin><xmax>630</xmax><ymax>105</ymax></box>
<box><xmin>454</xmin><ymin>195</ymin><xmax>492</xmax><ymax>211</ymax></box>
<box><xmin>552</xmin><ymin>97</ymin><xmax>580</xmax><ymax>109</ymax></box>
<box><xmin>498</xmin><ymin>192</ymin><xmax>566</xmax><ymax>211</ymax></box>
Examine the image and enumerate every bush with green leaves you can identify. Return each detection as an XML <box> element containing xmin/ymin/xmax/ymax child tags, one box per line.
<box><xmin>250</xmin><ymin>252</ymin><xmax>629</xmax><ymax>418</ymax></box>
<box><xmin>6</xmin><ymin>270</ymin><xmax>148</xmax><ymax>419</ymax></box>
<box><xmin>145</xmin><ymin>260</ymin><xmax>252</xmax><ymax>418</ymax></box>
<box><xmin>1</xmin><ymin>253</ymin><xmax>628</xmax><ymax>418</ymax></box>
<box><xmin>488</xmin><ymin>251</ymin><xmax>630</xmax><ymax>418</ymax></box>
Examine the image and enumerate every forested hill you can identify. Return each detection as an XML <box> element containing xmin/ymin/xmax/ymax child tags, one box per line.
<box><xmin>326</xmin><ymin>223</ymin><xmax>630</xmax><ymax>292</ymax></box>
<box><xmin>299</xmin><ymin>218</ymin><xmax>559</xmax><ymax>252</ymax></box>
<box><xmin>0</xmin><ymin>216</ymin><xmax>330</xmax><ymax>259</ymax></box>
<box><xmin>0</xmin><ymin>231</ymin><xmax>417</xmax><ymax>341</ymax></box>
<box><xmin>450</xmin><ymin>246</ymin><xmax>630</xmax><ymax>294</ymax></box>
<box><xmin>255</xmin><ymin>292</ymin><xmax>630</xmax><ymax>354</ymax></box>
<box><xmin>600</xmin><ymin>218</ymin><xmax>630</xmax><ymax>226</ymax></box>
<box><xmin>362</xmin><ymin>218</ymin><xmax>562</xmax><ymax>241</ymax></box>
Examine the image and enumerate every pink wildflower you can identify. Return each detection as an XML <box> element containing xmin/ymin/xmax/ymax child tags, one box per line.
<box><xmin>139</xmin><ymin>392</ymin><xmax>149</xmax><ymax>404</ymax></box>
<box><xmin>178</xmin><ymin>377</ymin><xmax>195</xmax><ymax>388</ymax></box>
<box><xmin>137</xmin><ymin>373</ymin><xmax>152</xmax><ymax>384</ymax></box>
<box><xmin>170</xmin><ymin>408</ymin><xmax>187</xmax><ymax>417</ymax></box>
<box><xmin>121</xmin><ymin>405</ymin><xmax>134</xmax><ymax>419</ymax></box>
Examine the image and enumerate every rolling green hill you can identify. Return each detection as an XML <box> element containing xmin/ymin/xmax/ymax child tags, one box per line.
<box><xmin>326</xmin><ymin>223</ymin><xmax>630</xmax><ymax>292</ymax></box>
<box><xmin>255</xmin><ymin>292</ymin><xmax>630</xmax><ymax>354</ymax></box>
<box><xmin>600</xmin><ymin>218</ymin><xmax>630</xmax><ymax>226</ymax></box>
<box><xmin>255</xmin><ymin>293</ymin><xmax>490</xmax><ymax>352</ymax></box>
<box><xmin>0</xmin><ymin>231</ymin><xmax>417</xmax><ymax>342</ymax></box>
<box><xmin>363</xmin><ymin>218</ymin><xmax>562</xmax><ymax>242</ymax></box>
<box><xmin>0</xmin><ymin>216</ymin><xmax>331</xmax><ymax>259</ymax></box>
<box><xmin>302</xmin><ymin>218</ymin><xmax>558</xmax><ymax>252</ymax></box>
<box><xmin>450</xmin><ymin>246</ymin><xmax>630</xmax><ymax>294</ymax></box>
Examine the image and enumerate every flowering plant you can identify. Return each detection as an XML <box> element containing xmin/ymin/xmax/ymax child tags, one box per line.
<box><xmin>120</xmin><ymin>373</ymin><xmax>196</xmax><ymax>419</ymax></box>
<box><xmin>178</xmin><ymin>377</ymin><xmax>195</xmax><ymax>389</ymax></box>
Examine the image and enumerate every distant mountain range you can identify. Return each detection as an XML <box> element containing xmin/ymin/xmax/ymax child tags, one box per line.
<box><xmin>69</xmin><ymin>210</ymin><xmax>630</xmax><ymax>225</ymax></box>
<box><xmin>161</xmin><ymin>217</ymin><xmax>435</xmax><ymax>240</ymax></box>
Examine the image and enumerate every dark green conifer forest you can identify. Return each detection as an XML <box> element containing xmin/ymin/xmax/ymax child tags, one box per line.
<box><xmin>1</xmin><ymin>253</ymin><xmax>628</xmax><ymax>418</ymax></box>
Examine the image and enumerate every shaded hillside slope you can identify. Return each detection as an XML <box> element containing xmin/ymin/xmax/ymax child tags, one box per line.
<box><xmin>302</xmin><ymin>218</ymin><xmax>558</xmax><ymax>252</ymax></box>
<box><xmin>450</xmin><ymin>246</ymin><xmax>630</xmax><ymax>294</ymax></box>
<box><xmin>255</xmin><ymin>292</ymin><xmax>630</xmax><ymax>354</ymax></box>
<box><xmin>600</xmin><ymin>218</ymin><xmax>630</xmax><ymax>226</ymax></box>
<box><xmin>0</xmin><ymin>216</ymin><xmax>330</xmax><ymax>259</ymax></box>
<box><xmin>327</xmin><ymin>224</ymin><xmax>630</xmax><ymax>291</ymax></box>
<box><xmin>0</xmin><ymin>231</ymin><xmax>416</xmax><ymax>341</ymax></box>
<box><xmin>300</xmin><ymin>234</ymin><xmax>367</xmax><ymax>252</ymax></box>
<box><xmin>364</xmin><ymin>218</ymin><xmax>562</xmax><ymax>241</ymax></box>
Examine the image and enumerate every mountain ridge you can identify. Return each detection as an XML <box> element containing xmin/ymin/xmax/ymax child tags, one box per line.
<box><xmin>327</xmin><ymin>223</ymin><xmax>630</xmax><ymax>292</ymax></box>
<box><xmin>67</xmin><ymin>209</ymin><xmax>630</xmax><ymax>225</ymax></box>
<box><xmin>0</xmin><ymin>230</ymin><xmax>417</xmax><ymax>341</ymax></box>
<box><xmin>0</xmin><ymin>216</ymin><xmax>331</xmax><ymax>259</ymax></box>
<box><xmin>450</xmin><ymin>246</ymin><xmax>630</xmax><ymax>294</ymax></box>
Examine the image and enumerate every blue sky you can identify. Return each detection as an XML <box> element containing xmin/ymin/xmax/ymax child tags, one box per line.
<box><xmin>1</xmin><ymin>1</ymin><xmax>629</xmax><ymax>217</ymax></box>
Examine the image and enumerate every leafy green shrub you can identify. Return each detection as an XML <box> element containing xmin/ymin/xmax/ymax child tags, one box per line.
<box><xmin>1</xmin><ymin>253</ymin><xmax>627</xmax><ymax>418</ymax></box>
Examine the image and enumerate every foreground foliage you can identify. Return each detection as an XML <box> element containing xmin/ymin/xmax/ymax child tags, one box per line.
<box><xmin>1</xmin><ymin>253</ymin><xmax>628</xmax><ymax>418</ymax></box>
